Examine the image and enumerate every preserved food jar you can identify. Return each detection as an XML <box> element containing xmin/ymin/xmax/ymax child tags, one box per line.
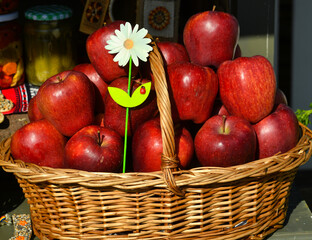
<box><xmin>24</xmin><ymin>5</ymin><xmax>75</xmax><ymax>86</ymax></box>
<box><xmin>0</xmin><ymin>11</ymin><xmax>24</xmax><ymax>89</ymax></box>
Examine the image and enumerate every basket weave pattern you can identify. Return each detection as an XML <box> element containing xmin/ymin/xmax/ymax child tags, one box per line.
<box><xmin>1</xmin><ymin>38</ymin><xmax>312</xmax><ymax>239</ymax></box>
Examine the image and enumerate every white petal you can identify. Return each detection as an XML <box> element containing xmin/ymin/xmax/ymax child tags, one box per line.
<box><xmin>133</xmin><ymin>46</ymin><xmax>149</xmax><ymax>61</ymax></box>
<box><xmin>125</xmin><ymin>22</ymin><xmax>132</xmax><ymax>38</ymax></box>
<box><xmin>135</xmin><ymin>37</ymin><xmax>151</xmax><ymax>45</ymax></box>
<box><xmin>137</xmin><ymin>53</ymin><xmax>149</xmax><ymax>62</ymax></box>
<box><xmin>110</xmin><ymin>34</ymin><xmax>123</xmax><ymax>44</ymax></box>
<box><xmin>105</xmin><ymin>44</ymin><xmax>112</xmax><ymax>51</ymax></box>
<box><xmin>131</xmin><ymin>24</ymin><xmax>139</xmax><ymax>37</ymax></box>
<box><xmin>105</xmin><ymin>38</ymin><xmax>122</xmax><ymax>50</ymax></box>
<box><xmin>121</xmin><ymin>50</ymin><xmax>131</xmax><ymax>66</ymax></box>
<box><xmin>134</xmin><ymin>40</ymin><xmax>153</xmax><ymax>53</ymax></box>
<box><xmin>106</xmin><ymin>46</ymin><xmax>120</xmax><ymax>53</ymax></box>
<box><xmin>119</xmin><ymin>23</ymin><xmax>126</xmax><ymax>34</ymax></box>
<box><xmin>130</xmin><ymin>50</ymin><xmax>139</xmax><ymax>66</ymax></box>
<box><xmin>115</xmin><ymin>29</ymin><xmax>126</xmax><ymax>42</ymax></box>
<box><xmin>135</xmin><ymin>28</ymin><xmax>148</xmax><ymax>40</ymax></box>
<box><xmin>118</xmin><ymin>55</ymin><xmax>127</xmax><ymax>67</ymax></box>
<box><xmin>113</xmin><ymin>48</ymin><xmax>127</xmax><ymax>64</ymax></box>
<box><xmin>134</xmin><ymin>40</ymin><xmax>152</xmax><ymax>52</ymax></box>
<box><xmin>114</xmin><ymin>48</ymin><xmax>130</xmax><ymax>66</ymax></box>
<box><xmin>105</xmin><ymin>41</ymin><xmax>115</xmax><ymax>49</ymax></box>
<box><xmin>108</xmin><ymin>45</ymin><xmax>124</xmax><ymax>54</ymax></box>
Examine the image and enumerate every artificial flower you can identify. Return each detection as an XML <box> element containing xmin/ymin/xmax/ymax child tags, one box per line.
<box><xmin>105</xmin><ymin>22</ymin><xmax>153</xmax><ymax>67</ymax></box>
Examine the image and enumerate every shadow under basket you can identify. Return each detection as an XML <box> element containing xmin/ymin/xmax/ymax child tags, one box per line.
<box><xmin>1</xmin><ymin>37</ymin><xmax>312</xmax><ymax>239</ymax></box>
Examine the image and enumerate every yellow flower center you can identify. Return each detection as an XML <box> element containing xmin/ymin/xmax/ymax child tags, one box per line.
<box><xmin>124</xmin><ymin>39</ymin><xmax>134</xmax><ymax>49</ymax></box>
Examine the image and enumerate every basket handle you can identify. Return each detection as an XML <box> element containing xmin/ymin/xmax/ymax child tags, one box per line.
<box><xmin>147</xmin><ymin>34</ymin><xmax>184</xmax><ymax>196</ymax></box>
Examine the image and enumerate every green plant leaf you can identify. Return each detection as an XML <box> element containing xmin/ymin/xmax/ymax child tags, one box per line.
<box><xmin>295</xmin><ymin>102</ymin><xmax>312</xmax><ymax>126</ymax></box>
<box><xmin>108</xmin><ymin>82</ymin><xmax>151</xmax><ymax>108</ymax></box>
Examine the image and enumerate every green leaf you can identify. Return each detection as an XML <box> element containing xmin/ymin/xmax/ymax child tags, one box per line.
<box><xmin>108</xmin><ymin>82</ymin><xmax>151</xmax><ymax>108</ymax></box>
<box><xmin>130</xmin><ymin>82</ymin><xmax>151</xmax><ymax>107</ymax></box>
<box><xmin>295</xmin><ymin>102</ymin><xmax>312</xmax><ymax>126</ymax></box>
<box><xmin>108</xmin><ymin>86</ymin><xmax>132</xmax><ymax>107</ymax></box>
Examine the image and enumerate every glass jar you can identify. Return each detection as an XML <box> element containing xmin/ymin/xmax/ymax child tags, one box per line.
<box><xmin>0</xmin><ymin>11</ymin><xmax>24</xmax><ymax>89</ymax></box>
<box><xmin>24</xmin><ymin>5</ymin><xmax>76</xmax><ymax>86</ymax></box>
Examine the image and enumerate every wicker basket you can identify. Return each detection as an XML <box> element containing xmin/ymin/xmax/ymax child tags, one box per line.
<box><xmin>1</xmin><ymin>37</ymin><xmax>312</xmax><ymax>240</ymax></box>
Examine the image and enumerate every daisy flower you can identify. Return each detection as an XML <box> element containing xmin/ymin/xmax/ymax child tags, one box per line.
<box><xmin>105</xmin><ymin>22</ymin><xmax>153</xmax><ymax>67</ymax></box>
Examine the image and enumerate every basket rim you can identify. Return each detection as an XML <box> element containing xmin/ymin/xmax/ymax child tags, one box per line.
<box><xmin>1</xmin><ymin>122</ymin><xmax>311</xmax><ymax>190</ymax></box>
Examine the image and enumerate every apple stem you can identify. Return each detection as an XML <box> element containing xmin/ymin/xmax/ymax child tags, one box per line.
<box><xmin>212</xmin><ymin>5</ymin><xmax>216</xmax><ymax>11</ymax></box>
<box><xmin>97</xmin><ymin>131</ymin><xmax>101</xmax><ymax>144</ymax></box>
<box><xmin>222</xmin><ymin>115</ymin><xmax>226</xmax><ymax>133</ymax></box>
<box><xmin>97</xmin><ymin>130</ymin><xmax>104</xmax><ymax>146</ymax></box>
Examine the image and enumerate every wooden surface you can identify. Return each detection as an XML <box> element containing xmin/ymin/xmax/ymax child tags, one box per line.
<box><xmin>0</xmin><ymin>113</ymin><xmax>29</xmax><ymax>142</ymax></box>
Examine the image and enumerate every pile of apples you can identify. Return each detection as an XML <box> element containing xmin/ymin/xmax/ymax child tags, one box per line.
<box><xmin>10</xmin><ymin>10</ymin><xmax>300</xmax><ymax>173</ymax></box>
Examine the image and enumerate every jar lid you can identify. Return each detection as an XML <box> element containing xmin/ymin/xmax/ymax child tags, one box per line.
<box><xmin>25</xmin><ymin>4</ymin><xmax>72</xmax><ymax>21</ymax></box>
<box><xmin>0</xmin><ymin>11</ymin><xmax>18</xmax><ymax>22</ymax></box>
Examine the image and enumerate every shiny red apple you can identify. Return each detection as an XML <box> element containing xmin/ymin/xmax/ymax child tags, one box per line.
<box><xmin>218</xmin><ymin>55</ymin><xmax>276</xmax><ymax>123</ymax></box>
<box><xmin>73</xmin><ymin>63</ymin><xmax>108</xmax><ymax>113</ymax></box>
<box><xmin>10</xmin><ymin>119</ymin><xmax>67</xmax><ymax>168</ymax></box>
<box><xmin>183</xmin><ymin>10</ymin><xmax>239</xmax><ymax>68</ymax></box>
<box><xmin>28</xmin><ymin>95</ymin><xmax>44</xmax><ymax>122</ymax></box>
<box><xmin>195</xmin><ymin>115</ymin><xmax>257</xmax><ymax>167</ymax></box>
<box><xmin>64</xmin><ymin>125</ymin><xmax>123</xmax><ymax>172</ymax></box>
<box><xmin>36</xmin><ymin>70</ymin><xmax>95</xmax><ymax>137</ymax></box>
<box><xmin>274</xmin><ymin>88</ymin><xmax>288</xmax><ymax>106</ymax></box>
<box><xmin>253</xmin><ymin>103</ymin><xmax>300</xmax><ymax>159</ymax></box>
<box><xmin>86</xmin><ymin>20</ymin><xmax>138</xmax><ymax>82</ymax></box>
<box><xmin>157</xmin><ymin>41</ymin><xmax>190</xmax><ymax>65</ymax></box>
<box><xmin>167</xmin><ymin>62</ymin><xmax>218</xmax><ymax>124</ymax></box>
<box><xmin>104</xmin><ymin>77</ymin><xmax>158</xmax><ymax>137</ymax></box>
<box><xmin>132</xmin><ymin>117</ymin><xmax>194</xmax><ymax>172</ymax></box>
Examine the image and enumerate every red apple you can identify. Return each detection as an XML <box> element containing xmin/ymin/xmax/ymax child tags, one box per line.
<box><xmin>132</xmin><ymin>117</ymin><xmax>194</xmax><ymax>172</ymax></box>
<box><xmin>167</xmin><ymin>62</ymin><xmax>218</xmax><ymax>124</ymax></box>
<box><xmin>10</xmin><ymin>119</ymin><xmax>67</xmax><ymax>168</ymax></box>
<box><xmin>73</xmin><ymin>63</ymin><xmax>108</xmax><ymax>113</ymax></box>
<box><xmin>274</xmin><ymin>88</ymin><xmax>288</xmax><ymax>106</ymax></box>
<box><xmin>195</xmin><ymin>115</ymin><xmax>257</xmax><ymax>167</ymax></box>
<box><xmin>104</xmin><ymin>77</ymin><xmax>158</xmax><ymax>137</ymax></box>
<box><xmin>253</xmin><ymin>103</ymin><xmax>300</xmax><ymax>159</ymax></box>
<box><xmin>28</xmin><ymin>95</ymin><xmax>44</xmax><ymax>122</ymax></box>
<box><xmin>140</xmin><ymin>41</ymin><xmax>190</xmax><ymax>81</ymax></box>
<box><xmin>157</xmin><ymin>41</ymin><xmax>190</xmax><ymax>65</ymax></box>
<box><xmin>86</xmin><ymin>20</ymin><xmax>138</xmax><ymax>83</ymax></box>
<box><xmin>218</xmin><ymin>55</ymin><xmax>276</xmax><ymax>123</ymax></box>
<box><xmin>65</xmin><ymin>125</ymin><xmax>123</xmax><ymax>172</ymax></box>
<box><xmin>183</xmin><ymin>10</ymin><xmax>239</xmax><ymax>68</ymax></box>
<box><xmin>36</xmin><ymin>70</ymin><xmax>95</xmax><ymax>137</ymax></box>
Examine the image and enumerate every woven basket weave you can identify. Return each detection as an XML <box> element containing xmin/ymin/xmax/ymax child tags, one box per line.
<box><xmin>1</xmin><ymin>37</ymin><xmax>312</xmax><ymax>239</ymax></box>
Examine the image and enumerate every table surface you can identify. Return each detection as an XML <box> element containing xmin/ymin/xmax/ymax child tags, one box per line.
<box><xmin>0</xmin><ymin>113</ymin><xmax>29</xmax><ymax>142</ymax></box>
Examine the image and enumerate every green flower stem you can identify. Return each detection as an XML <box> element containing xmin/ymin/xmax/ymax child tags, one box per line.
<box><xmin>123</xmin><ymin>56</ymin><xmax>132</xmax><ymax>173</ymax></box>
